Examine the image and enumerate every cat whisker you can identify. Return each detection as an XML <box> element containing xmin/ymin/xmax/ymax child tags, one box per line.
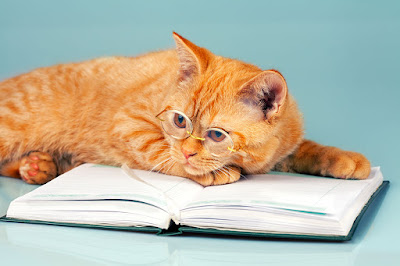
<box><xmin>213</xmin><ymin>167</ymin><xmax>230</xmax><ymax>182</ymax></box>
<box><xmin>150</xmin><ymin>157</ymin><xmax>171</xmax><ymax>172</ymax></box>
<box><xmin>239</xmin><ymin>173</ymin><xmax>248</xmax><ymax>180</ymax></box>
<box><xmin>164</xmin><ymin>160</ymin><xmax>177</xmax><ymax>175</ymax></box>
<box><xmin>157</xmin><ymin>157</ymin><xmax>178</xmax><ymax>175</ymax></box>
<box><xmin>219</xmin><ymin>166</ymin><xmax>230</xmax><ymax>177</ymax></box>
<box><xmin>214</xmin><ymin>168</ymin><xmax>223</xmax><ymax>181</ymax></box>
<box><xmin>156</xmin><ymin>160</ymin><xmax>171</xmax><ymax>174</ymax></box>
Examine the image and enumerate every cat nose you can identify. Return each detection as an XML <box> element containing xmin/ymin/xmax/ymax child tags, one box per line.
<box><xmin>182</xmin><ymin>148</ymin><xmax>197</xmax><ymax>159</ymax></box>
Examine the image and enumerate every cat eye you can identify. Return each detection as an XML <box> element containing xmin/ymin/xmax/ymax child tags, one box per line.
<box><xmin>173</xmin><ymin>113</ymin><xmax>186</xmax><ymax>128</ymax></box>
<box><xmin>206</xmin><ymin>130</ymin><xmax>226</xmax><ymax>142</ymax></box>
<box><xmin>157</xmin><ymin>110</ymin><xmax>193</xmax><ymax>140</ymax></box>
<box><xmin>156</xmin><ymin>109</ymin><xmax>238</xmax><ymax>156</ymax></box>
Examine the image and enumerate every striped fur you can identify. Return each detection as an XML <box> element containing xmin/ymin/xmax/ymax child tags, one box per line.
<box><xmin>0</xmin><ymin>33</ymin><xmax>370</xmax><ymax>185</ymax></box>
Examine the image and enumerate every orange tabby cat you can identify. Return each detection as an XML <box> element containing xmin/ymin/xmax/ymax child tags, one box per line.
<box><xmin>0</xmin><ymin>33</ymin><xmax>370</xmax><ymax>185</ymax></box>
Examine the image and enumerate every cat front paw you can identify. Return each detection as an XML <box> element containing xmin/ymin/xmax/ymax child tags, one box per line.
<box><xmin>19</xmin><ymin>152</ymin><xmax>57</xmax><ymax>184</ymax></box>
<box><xmin>211</xmin><ymin>166</ymin><xmax>241</xmax><ymax>185</ymax></box>
<box><xmin>188</xmin><ymin>166</ymin><xmax>242</xmax><ymax>186</ymax></box>
<box><xmin>322</xmin><ymin>150</ymin><xmax>371</xmax><ymax>180</ymax></box>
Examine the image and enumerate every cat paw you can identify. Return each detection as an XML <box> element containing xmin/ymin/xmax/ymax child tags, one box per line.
<box><xmin>211</xmin><ymin>166</ymin><xmax>241</xmax><ymax>185</ymax></box>
<box><xmin>190</xmin><ymin>172</ymin><xmax>214</xmax><ymax>186</ymax></box>
<box><xmin>188</xmin><ymin>166</ymin><xmax>241</xmax><ymax>186</ymax></box>
<box><xmin>322</xmin><ymin>150</ymin><xmax>371</xmax><ymax>180</ymax></box>
<box><xmin>19</xmin><ymin>152</ymin><xmax>57</xmax><ymax>184</ymax></box>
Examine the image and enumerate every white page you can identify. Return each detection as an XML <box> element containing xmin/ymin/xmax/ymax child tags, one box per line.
<box><xmin>180</xmin><ymin>167</ymin><xmax>383</xmax><ymax>235</ymax></box>
<box><xmin>7</xmin><ymin>198</ymin><xmax>172</xmax><ymax>228</ymax></box>
<box><xmin>7</xmin><ymin>163</ymin><xmax>204</xmax><ymax>227</ymax></box>
<box><xmin>11</xmin><ymin>164</ymin><xmax>202</xmax><ymax>210</ymax></box>
<box><xmin>124</xmin><ymin>168</ymin><xmax>204</xmax><ymax>210</ymax></box>
<box><xmin>10</xmin><ymin>164</ymin><xmax>169</xmax><ymax>211</ymax></box>
<box><xmin>182</xmin><ymin>167</ymin><xmax>383</xmax><ymax>215</ymax></box>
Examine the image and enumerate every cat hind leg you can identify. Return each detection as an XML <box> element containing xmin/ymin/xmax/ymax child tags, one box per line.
<box><xmin>274</xmin><ymin>140</ymin><xmax>371</xmax><ymax>180</ymax></box>
<box><xmin>0</xmin><ymin>151</ymin><xmax>57</xmax><ymax>184</ymax></box>
<box><xmin>19</xmin><ymin>151</ymin><xmax>57</xmax><ymax>184</ymax></box>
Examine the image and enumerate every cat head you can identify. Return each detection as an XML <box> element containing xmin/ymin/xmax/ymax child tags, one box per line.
<box><xmin>160</xmin><ymin>33</ymin><xmax>297</xmax><ymax>178</ymax></box>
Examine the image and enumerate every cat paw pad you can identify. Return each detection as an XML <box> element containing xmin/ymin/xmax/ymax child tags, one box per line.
<box><xmin>19</xmin><ymin>152</ymin><xmax>57</xmax><ymax>184</ymax></box>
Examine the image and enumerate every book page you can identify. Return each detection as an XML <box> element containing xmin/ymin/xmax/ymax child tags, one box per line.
<box><xmin>123</xmin><ymin>167</ymin><xmax>204</xmax><ymax>210</ymax></box>
<box><xmin>7</xmin><ymin>164</ymin><xmax>204</xmax><ymax>228</ymax></box>
<box><xmin>179</xmin><ymin>168</ymin><xmax>383</xmax><ymax>235</ymax></box>
<box><xmin>10</xmin><ymin>164</ymin><xmax>170</xmax><ymax>211</ymax></box>
<box><xmin>10</xmin><ymin>163</ymin><xmax>205</xmax><ymax>210</ymax></box>
<box><xmin>182</xmin><ymin>168</ymin><xmax>382</xmax><ymax>215</ymax></box>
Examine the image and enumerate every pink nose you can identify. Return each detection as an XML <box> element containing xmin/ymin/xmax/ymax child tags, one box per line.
<box><xmin>182</xmin><ymin>148</ymin><xmax>197</xmax><ymax>159</ymax></box>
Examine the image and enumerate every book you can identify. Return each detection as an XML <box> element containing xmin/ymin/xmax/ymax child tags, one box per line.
<box><xmin>2</xmin><ymin>163</ymin><xmax>388</xmax><ymax>241</ymax></box>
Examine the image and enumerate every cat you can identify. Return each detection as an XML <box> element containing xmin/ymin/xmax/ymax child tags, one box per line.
<box><xmin>0</xmin><ymin>32</ymin><xmax>371</xmax><ymax>186</ymax></box>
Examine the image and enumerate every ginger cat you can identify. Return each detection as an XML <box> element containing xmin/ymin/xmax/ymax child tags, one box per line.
<box><xmin>0</xmin><ymin>33</ymin><xmax>370</xmax><ymax>186</ymax></box>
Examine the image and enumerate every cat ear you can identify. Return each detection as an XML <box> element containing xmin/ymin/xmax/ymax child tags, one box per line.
<box><xmin>238</xmin><ymin>70</ymin><xmax>288</xmax><ymax>120</ymax></box>
<box><xmin>173</xmin><ymin>32</ymin><xmax>207</xmax><ymax>83</ymax></box>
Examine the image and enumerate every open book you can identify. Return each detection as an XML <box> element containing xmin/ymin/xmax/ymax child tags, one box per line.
<box><xmin>3</xmin><ymin>164</ymin><xmax>388</xmax><ymax>241</ymax></box>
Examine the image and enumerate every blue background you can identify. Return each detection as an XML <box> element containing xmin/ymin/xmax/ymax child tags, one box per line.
<box><xmin>0</xmin><ymin>0</ymin><xmax>399</xmax><ymax>265</ymax></box>
<box><xmin>1</xmin><ymin>0</ymin><xmax>399</xmax><ymax>179</ymax></box>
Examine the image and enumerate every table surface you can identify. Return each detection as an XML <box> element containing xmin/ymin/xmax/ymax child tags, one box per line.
<box><xmin>0</xmin><ymin>175</ymin><xmax>398</xmax><ymax>266</ymax></box>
